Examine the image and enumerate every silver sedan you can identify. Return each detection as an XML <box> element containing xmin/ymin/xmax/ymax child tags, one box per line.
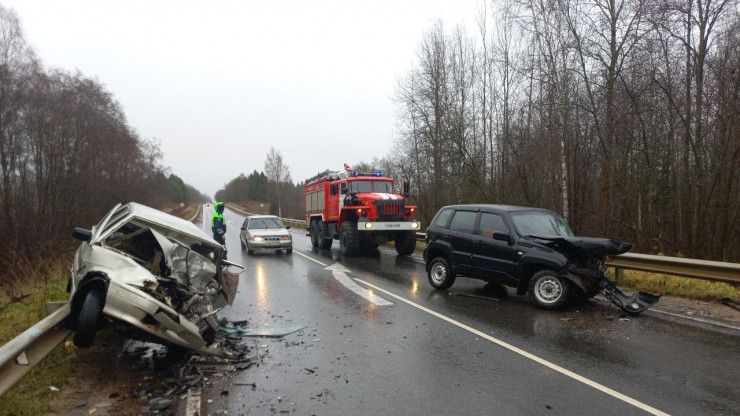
<box><xmin>240</xmin><ymin>215</ymin><xmax>293</xmax><ymax>255</ymax></box>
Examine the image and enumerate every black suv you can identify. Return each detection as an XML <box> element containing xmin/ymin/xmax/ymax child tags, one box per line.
<box><xmin>422</xmin><ymin>204</ymin><xmax>660</xmax><ymax>313</ymax></box>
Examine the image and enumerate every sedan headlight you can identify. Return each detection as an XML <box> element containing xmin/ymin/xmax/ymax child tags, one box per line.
<box><xmin>281</xmin><ymin>235</ymin><xmax>292</xmax><ymax>240</ymax></box>
<box><xmin>251</xmin><ymin>236</ymin><xmax>263</xmax><ymax>242</ymax></box>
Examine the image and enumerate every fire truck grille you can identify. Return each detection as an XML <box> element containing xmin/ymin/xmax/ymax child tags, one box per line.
<box><xmin>377</xmin><ymin>201</ymin><xmax>403</xmax><ymax>220</ymax></box>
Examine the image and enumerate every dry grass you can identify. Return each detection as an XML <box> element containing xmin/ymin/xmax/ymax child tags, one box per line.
<box><xmin>0</xmin><ymin>263</ymin><xmax>75</xmax><ymax>415</ymax></box>
<box><xmin>612</xmin><ymin>269</ymin><xmax>740</xmax><ymax>302</ymax></box>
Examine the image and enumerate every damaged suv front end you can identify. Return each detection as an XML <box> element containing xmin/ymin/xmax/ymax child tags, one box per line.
<box><xmin>424</xmin><ymin>204</ymin><xmax>660</xmax><ymax>314</ymax></box>
<box><xmin>526</xmin><ymin>235</ymin><xmax>661</xmax><ymax>313</ymax></box>
<box><xmin>68</xmin><ymin>203</ymin><xmax>245</xmax><ymax>358</ymax></box>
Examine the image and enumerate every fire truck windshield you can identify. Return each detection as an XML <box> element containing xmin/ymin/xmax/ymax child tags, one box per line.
<box><xmin>348</xmin><ymin>180</ymin><xmax>393</xmax><ymax>193</ymax></box>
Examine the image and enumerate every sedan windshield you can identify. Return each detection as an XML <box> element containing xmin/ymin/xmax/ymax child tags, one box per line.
<box><xmin>509</xmin><ymin>211</ymin><xmax>574</xmax><ymax>237</ymax></box>
<box><xmin>248</xmin><ymin>218</ymin><xmax>285</xmax><ymax>230</ymax></box>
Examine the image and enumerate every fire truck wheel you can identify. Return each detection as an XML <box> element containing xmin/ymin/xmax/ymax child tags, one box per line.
<box><xmin>310</xmin><ymin>220</ymin><xmax>319</xmax><ymax>247</ymax></box>
<box><xmin>340</xmin><ymin>221</ymin><xmax>360</xmax><ymax>256</ymax></box>
<box><xmin>395</xmin><ymin>231</ymin><xmax>417</xmax><ymax>256</ymax></box>
<box><xmin>318</xmin><ymin>221</ymin><xmax>333</xmax><ymax>249</ymax></box>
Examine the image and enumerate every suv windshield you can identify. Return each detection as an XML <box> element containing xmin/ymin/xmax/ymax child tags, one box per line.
<box><xmin>509</xmin><ymin>210</ymin><xmax>574</xmax><ymax>237</ymax></box>
<box><xmin>248</xmin><ymin>218</ymin><xmax>285</xmax><ymax>230</ymax></box>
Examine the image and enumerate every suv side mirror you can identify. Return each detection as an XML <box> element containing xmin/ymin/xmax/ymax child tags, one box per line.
<box><xmin>285</xmin><ymin>225</ymin><xmax>291</xmax><ymax>229</ymax></box>
<box><xmin>72</xmin><ymin>227</ymin><xmax>92</xmax><ymax>242</ymax></box>
<box><xmin>493</xmin><ymin>232</ymin><xmax>512</xmax><ymax>243</ymax></box>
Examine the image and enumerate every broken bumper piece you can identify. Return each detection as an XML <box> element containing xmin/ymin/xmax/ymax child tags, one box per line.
<box><xmin>602</xmin><ymin>278</ymin><xmax>661</xmax><ymax>314</ymax></box>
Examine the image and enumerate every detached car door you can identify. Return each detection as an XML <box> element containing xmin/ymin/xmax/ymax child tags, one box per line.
<box><xmin>472</xmin><ymin>211</ymin><xmax>518</xmax><ymax>283</ymax></box>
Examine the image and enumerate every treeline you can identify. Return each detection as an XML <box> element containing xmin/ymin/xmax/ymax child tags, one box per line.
<box><xmin>0</xmin><ymin>5</ymin><xmax>208</xmax><ymax>288</ymax></box>
<box><xmin>215</xmin><ymin>149</ymin><xmax>303</xmax><ymax>218</ymax></box>
<box><xmin>383</xmin><ymin>0</ymin><xmax>739</xmax><ymax>262</ymax></box>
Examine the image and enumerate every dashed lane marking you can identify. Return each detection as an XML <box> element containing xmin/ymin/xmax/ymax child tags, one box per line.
<box><xmin>354</xmin><ymin>278</ymin><xmax>670</xmax><ymax>416</ymax></box>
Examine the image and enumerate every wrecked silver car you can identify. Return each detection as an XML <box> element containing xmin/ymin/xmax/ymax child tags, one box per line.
<box><xmin>68</xmin><ymin>202</ymin><xmax>245</xmax><ymax>357</ymax></box>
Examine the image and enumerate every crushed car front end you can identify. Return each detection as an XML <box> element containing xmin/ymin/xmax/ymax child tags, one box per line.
<box><xmin>535</xmin><ymin>236</ymin><xmax>661</xmax><ymax>313</ymax></box>
<box><xmin>69</xmin><ymin>203</ymin><xmax>244</xmax><ymax>358</ymax></box>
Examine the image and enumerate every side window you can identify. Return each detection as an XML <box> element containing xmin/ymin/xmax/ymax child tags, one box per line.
<box><xmin>477</xmin><ymin>212</ymin><xmax>508</xmax><ymax>238</ymax></box>
<box><xmin>433</xmin><ymin>208</ymin><xmax>453</xmax><ymax>228</ymax></box>
<box><xmin>330</xmin><ymin>184</ymin><xmax>337</xmax><ymax>196</ymax></box>
<box><xmin>242</xmin><ymin>219</ymin><xmax>249</xmax><ymax>228</ymax></box>
<box><xmin>449</xmin><ymin>211</ymin><xmax>477</xmax><ymax>234</ymax></box>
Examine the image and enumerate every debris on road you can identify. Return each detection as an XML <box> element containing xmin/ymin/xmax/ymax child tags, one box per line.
<box><xmin>719</xmin><ymin>297</ymin><xmax>740</xmax><ymax>312</ymax></box>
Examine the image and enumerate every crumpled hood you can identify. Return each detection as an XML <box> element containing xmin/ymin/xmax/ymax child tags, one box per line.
<box><xmin>529</xmin><ymin>236</ymin><xmax>632</xmax><ymax>256</ymax></box>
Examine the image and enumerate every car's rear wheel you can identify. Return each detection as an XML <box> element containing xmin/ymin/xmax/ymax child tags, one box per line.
<box><xmin>73</xmin><ymin>287</ymin><xmax>105</xmax><ymax>348</ymax></box>
<box><xmin>428</xmin><ymin>257</ymin><xmax>455</xmax><ymax>290</ymax></box>
<box><xmin>528</xmin><ymin>270</ymin><xmax>571</xmax><ymax>310</ymax></box>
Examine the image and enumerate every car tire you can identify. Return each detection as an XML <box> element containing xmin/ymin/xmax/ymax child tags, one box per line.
<box><xmin>427</xmin><ymin>257</ymin><xmax>455</xmax><ymax>290</ymax></box>
<box><xmin>340</xmin><ymin>221</ymin><xmax>359</xmax><ymax>256</ymax></box>
<box><xmin>247</xmin><ymin>247</ymin><xmax>254</xmax><ymax>255</ymax></box>
<box><xmin>73</xmin><ymin>287</ymin><xmax>105</xmax><ymax>348</ymax></box>
<box><xmin>310</xmin><ymin>220</ymin><xmax>319</xmax><ymax>247</ymax></box>
<box><xmin>395</xmin><ymin>231</ymin><xmax>417</xmax><ymax>256</ymax></box>
<box><xmin>286</xmin><ymin>248</ymin><xmax>293</xmax><ymax>254</ymax></box>
<box><xmin>318</xmin><ymin>220</ymin><xmax>333</xmax><ymax>249</ymax></box>
<box><xmin>528</xmin><ymin>270</ymin><xmax>571</xmax><ymax>310</ymax></box>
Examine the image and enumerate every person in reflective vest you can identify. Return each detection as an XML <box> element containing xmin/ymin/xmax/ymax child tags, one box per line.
<box><xmin>211</xmin><ymin>202</ymin><xmax>227</xmax><ymax>244</ymax></box>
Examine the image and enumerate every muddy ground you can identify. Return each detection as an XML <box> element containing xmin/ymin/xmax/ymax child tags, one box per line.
<box><xmin>45</xmin><ymin>327</ymin><xmax>191</xmax><ymax>416</ymax></box>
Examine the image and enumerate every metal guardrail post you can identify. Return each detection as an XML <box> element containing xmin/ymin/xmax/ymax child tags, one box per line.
<box><xmin>0</xmin><ymin>303</ymin><xmax>72</xmax><ymax>397</ymax></box>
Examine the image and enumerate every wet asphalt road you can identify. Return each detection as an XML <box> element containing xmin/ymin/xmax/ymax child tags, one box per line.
<box><xmin>199</xmin><ymin>207</ymin><xmax>740</xmax><ymax>416</ymax></box>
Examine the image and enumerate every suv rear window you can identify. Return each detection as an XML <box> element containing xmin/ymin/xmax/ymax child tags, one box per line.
<box><xmin>449</xmin><ymin>211</ymin><xmax>477</xmax><ymax>234</ymax></box>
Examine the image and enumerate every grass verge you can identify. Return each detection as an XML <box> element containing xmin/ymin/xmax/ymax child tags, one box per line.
<box><xmin>614</xmin><ymin>269</ymin><xmax>740</xmax><ymax>302</ymax></box>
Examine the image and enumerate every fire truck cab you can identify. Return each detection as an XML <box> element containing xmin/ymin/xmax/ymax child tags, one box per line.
<box><xmin>304</xmin><ymin>169</ymin><xmax>420</xmax><ymax>256</ymax></box>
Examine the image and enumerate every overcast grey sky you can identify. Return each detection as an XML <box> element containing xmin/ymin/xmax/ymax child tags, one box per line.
<box><xmin>3</xmin><ymin>0</ymin><xmax>480</xmax><ymax>198</ymax></box>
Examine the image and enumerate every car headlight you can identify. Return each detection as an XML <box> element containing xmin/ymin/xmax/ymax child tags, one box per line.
<box><xmin>281</xmin><ymin>235</ymin><xmax>292</xmax><ymax>240</ymax></box>
<box><xmin>251</xmin><ymin>236</ymin><xmax>263</xmax><ymax>242</ymax></box>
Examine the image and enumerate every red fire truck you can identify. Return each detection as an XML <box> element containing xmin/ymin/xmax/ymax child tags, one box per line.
<box><xmin>304</xmin><ymin>167</ymin><xmax>420</xmax><ymax>256</ymax></box>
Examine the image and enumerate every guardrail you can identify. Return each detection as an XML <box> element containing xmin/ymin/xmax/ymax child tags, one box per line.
<box><xmin>0</xmin><ymin>302</ymin><xmax>72</xmax><ymax>396</ymax></box>
<box><xmin>609</xmin><ymin>253</ymin><xmax>740</xmax><ymax>285</ymax></box>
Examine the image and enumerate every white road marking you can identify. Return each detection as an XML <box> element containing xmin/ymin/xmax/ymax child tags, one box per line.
<box><xmin>326</xmin><ymin>263</ymin><xmax>393</xmax><ymax>306</ymax></box>
<box><xmin>354</xmin><ymin>278</ymin><xmax>670</xmax><ymax>416</ymax></box>
<box><xmin>293</xmin><ymin>250</ymin><xmax>327</xmax><ymax>266</ymax></box>
<box><xmin>292</xmin><ymin>251</ymin><xmax>392</xmax><ymax>306</ymax></box>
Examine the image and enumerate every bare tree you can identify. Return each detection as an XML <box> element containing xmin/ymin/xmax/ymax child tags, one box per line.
<box><xmin>264</xmin><ymin>147</ymin><xmax>291</xmax><ymax>217</ymax></box>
